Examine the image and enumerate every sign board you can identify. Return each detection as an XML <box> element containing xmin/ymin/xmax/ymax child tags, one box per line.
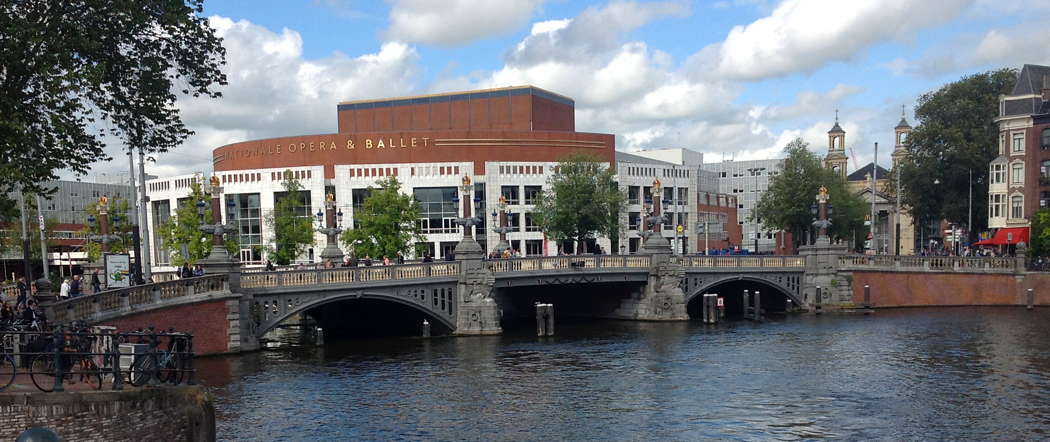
<box><xmin>716</xmin><ymin>297</ymin><xmax>724</xmax><ymax>307</ymax></box>
<box><xmin>104</xmin><ymin>253</ymin><xmax>132</xmax><ymax>289</ymax></box>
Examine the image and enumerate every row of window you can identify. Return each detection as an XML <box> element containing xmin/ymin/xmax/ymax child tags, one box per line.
<box><xmin>988</xmin><ymin>193</ymin><xmax>1024</xmax><ymax>219</ymax></box>
<box><xmin>624</xmin><ymin>165</ymin><xmax>689</xmax><ymax>178</ymax></box>
<box><xmin>991</xmin><ymin>160</ymin><xmax>1050</xmax><ymax>186</ymax></box>
<box><xmin>999</xmin><ymin>129</ymin><xmax>1050</xmax><ymax>155</ymax></box>
<box><xmin>350</xmin><ymin>167</ymin><xmax>399</xmax><ymax>178</ymax></box>
<box><xmin>227</xmin><ymin>172</ymin><xmax>262</xmax><ymax>183</ymax></box>
<box><xmin>410</xmin><ymin>165</ymin><xmax>459</xmax><ymax>177</ymax></box>
<box><xmin>498</xmin><ymin>164</ymin><xmax>544</xmax><ymax>175</ymax></box>
<box><xmin>625</xmin><ymin>186</ymin><xmax>689</xmax><ymax>205</ymax></box>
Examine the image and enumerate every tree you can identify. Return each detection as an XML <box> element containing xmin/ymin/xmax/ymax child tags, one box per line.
<box><xmin>899</xmin><ymin>69</ymin><xmax>1017</xmax><ymax>236</ymax></box>
<box><xmin>340</xmin><ymin>177</ymin><xmax>424</xmax><ymax>259</ymax></box>
<box><xmin>266</xmin><ymin>173</ymin><xmax>314</xmax><ymax>265</ymax></box>
<box><xmin>1030</xmin><ymin>209</ymin><xmax>1050</xmax><ymax>258</ymax></box>
<box><xmin>0</xmin><ymin>0</ymin><xmax>227</xmax><ymax>195</ymax></box>
<box><xmin>533</xmin><ymin>154</ymin><xmax>625</xmax><ymax>254</ymax></box>
<box><xmin>0</xmin><ymin>193</ymin><xmax>61</xmax><ymax>261</ymax></box>
<box><xmin>157</xmin><ymin>179</ymin><xmax>211</xmax><ymax>267</ymax></box>
<box><xmin>752</xmin><ymin>138</ymin><xmax>866</xmax><ymax>249</ymax></box>
<box><xmin>81</xmin><ymin>198</ymin><xmax>132</xmax><ymax>262</ymax></box>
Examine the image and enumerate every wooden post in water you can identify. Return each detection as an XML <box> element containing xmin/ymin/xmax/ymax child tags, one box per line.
<box><xmin>1027</xmin><ymin>288</ymin><xmax>1034</xmax><ymax>310</ymax></box>
<box><xmin>536</xmin><ymin>303</ymin><xmax>555</xmax><ymax>336</ymax></box>
<box><xmin>422</xmin><ymin>319</ymin><xmax>431</xmax><ymax>338</ymax></box>
<box><xmin>702</xmin><ymin>293</ymin><xmax>718</xmax><ymax>324</ymax></box>
<box><xmin>863</xmin><ymin>284</ymin><xmax>871</xmax><ymax>308</ymax></box>
<box><xmin>743</xmin><ymin>289</ymin><xmax>750</xmax><ymax>319</ymax></box>
<box><xmin>718</xmin><ymin>296</ymin><xmax>725</xmax><ymax>319</ymax></box>
<box><xmin>546</xmin><ymin>304</ymin><xmax>555</xmax><ymax>336</ymax></box>
<box><xmin>815</xmin><ymin>286</ymin><xmax>823</xmax><ymax>315</ymax></box>
<box><xmin>753</xmin><ymin>290</ymin><xmax>761</xmax><ymax>321</ymax></box>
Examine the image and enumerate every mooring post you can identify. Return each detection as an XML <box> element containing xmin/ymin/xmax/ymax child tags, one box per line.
<box><xmin>815</xmin><ymin>286</ymin><xmax>822</xmax><ymax>315</ymax></box>
<box><xmin>709</xmin><ymin>294</ymin><xmax>719</xmax><ymax>323</ymax></box>
<box><xmin>536</xmin><ymin>303</ymin><xmax>545</xmax><ymax>336</ymax></box>
<box><xmin>863</xmin><ymin>284</ymin><xmax>871</xmax><ymax>308</ymax></box>
<box><xmin>718</xmin><ymin>296</ymin><xmax>725</xmax><ymax>319</ymax></box>
<box><xmin>315</xmin><ymin>327</ymin><xmax>324</xmax><ymax>345</ymax></box>
<box><xmin>1027</xmin><ymin>288</ymin><xmax>1034</xmax><ymax>310</ymax></box>
<box><xmin>700</xmin><ymin>293</ymin><xmax>708</xmax><ymax>323</ymax></box>
<box><xmin>545</xmin><ymin>304</ymin><xmax>555</xmax><ymax>336</ymax></box>
<box><xmin>753</xmin><ymin>290</ymin><xmax>761</xmax><ymax>321</ymax></box>
<box><xmin>422</xmin><ymin>319</ymin><xmax>431</xmax><ymax>338</ymax></box>
<box><xmin>743</xmin><ymin>289</ymin><xmax>750</xmax><ymax>319</ymax></box>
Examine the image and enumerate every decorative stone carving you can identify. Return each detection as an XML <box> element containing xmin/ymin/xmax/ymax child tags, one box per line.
<box><xmin>460</xmin><ymin>267</ymin><xmax>496</xmax><ymax>303</ymax></box>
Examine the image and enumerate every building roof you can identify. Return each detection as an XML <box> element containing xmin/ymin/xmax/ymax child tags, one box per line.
<box><xmin>336</xmin><ymin>85</ymin><xmax>574</xmax><ymax>109</ymax></box>
<box><xmin>828</xmin><ymin>122</ymin><xmax>845</xmax><ymax>134</ymax></box>
<box><xmin>895</xmin><ymin>117</ymin><xmax>911</xmax><ymax>130</ymax></box>
<box><xmin>1010</xmin><ymin>64</ymin><xmax>1050</xmax><ymax>96</ymax></box>
<box><xmin>616</xmin><ymin>150</ymin><xmax>678</xmax><ymax>166</ymax></box>
<box><xmin>847</xmin><ymin>162</ymin><xmax>890</xmax><ymax>181</ymax></box>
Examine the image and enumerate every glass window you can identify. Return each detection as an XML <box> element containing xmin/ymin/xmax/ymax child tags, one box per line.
<box><xmin>273</xmin><ymin>190</ymin><xmax>312</xmax><ymax>217</ymax></box>
<box><xmin>227</xmin><ymin>193</ymin><xmax>262</xmax><ymax>264</ymax></box>
<box><xmin>524</xmin><ymin>212</ymin><xmax>540</xmax><ymax>232</ymax></box>
<box><xmin>1012</xmin><ymin>133</ymin><xmax>1024</xmax><ymax>153</ymax></box>
<box><xmin>1011</xmin><ymin>162</ymin><xmax>1024</xmax><ymax>185</ymax></box>
<box><xmin>627</xmin><ymin>186</ymin><xmax>640</xmax><ymax>204</ymax></box>
<box><xmin>507</xmin><ymin>212</ymin><xmax>521</xmax><ymax>230</ymax></box>
<box><xmin>1011</xmin><ymin>195</ymin><xmax>1023</xmax><ymax>219</ymax></box>
<box><xmin>990</xmin><ymin>163</ymin><xmax>1004</xmax><ymax>184</ymax></box>
<box><xmin>525</xmin><ymin>239</ymin><xmax>543</xmax><ymax>256</ymax></box>
<box><xmin>151</xmin><ymin>199</ymin><xmax>172</xmax><ymax>265</ymax></box>
<box><xmin>1042</xmin><ymin>129</ymin><xmax>1050</xmax><ymax>150</ymax></box>
<box><xmin>1042</xmin><ymin>160</ymin><xmax>1050</xmax><ymax>185</ymax></box>
<box><xmin>413</xmin><ymin>187</ymin><xmax>458</xmax><ymax>234</ymax></box>
<box><xmin>628</xmin><ymin>212</ymin><xmax>640</xmax><ymax>230</ymax></box>
<box><xmin>501</xmin><ymin>186</ymin><xmax>520</xmax><ymax>205</ymax></box>
<box><xmin>523</xmin><ymin>185</ymin><xmax>542</xmax><ymax>205</ymax></box>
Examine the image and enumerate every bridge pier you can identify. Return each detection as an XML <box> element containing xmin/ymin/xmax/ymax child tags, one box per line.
<box><xmin>452</xmin><ymin>235</ymin><xmax>502</xmax><ymax>335</ymax></box>
<box><xmin>799</xmin><ymin>234</ymin><xmax>849</xmax><ymax>312</ymax></box>
<box><xmin>200</xmin><ymin>248</ymin><xmax>259</xmax><ymax>353</ymax></box>
<box><xmin>609</xmin><ymin>254</ymin><xmax>688</xmax><ymax>321</ymax></box>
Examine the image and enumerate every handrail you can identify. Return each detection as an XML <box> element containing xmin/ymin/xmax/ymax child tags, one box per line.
<box><xmin>240</xmin><ymin>261</ymin><xmax>461</xmax><ymax>289</ymax></box>
<box><xmin>676</xmin><ymin>255</ymin><xmax>806</xmax><ymax>268</ymax></box>
<box><xmin>50</xmin><ymin>274</ymin><xmax>229</xmax><ymax>324</ymax></box>
<box><xmin>487</xmin><ymin>255</ymin><xmax>652</xmax><ymax>273</ymax></box>
<box><xmin>838</xmin><ymin>254</ymin><xmax>1018</xmax><ymax>272</ymax></box>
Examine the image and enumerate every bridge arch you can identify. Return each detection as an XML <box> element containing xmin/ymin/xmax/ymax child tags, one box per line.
<box><xmin>254</xmin><ymin>290</ymin><xmax>456</xmax><ymax>338</ymax></box>
<box><xmin>685</xmin><ymin>275</ymin><xmax>803</xmax><ymax>317</ymax></box>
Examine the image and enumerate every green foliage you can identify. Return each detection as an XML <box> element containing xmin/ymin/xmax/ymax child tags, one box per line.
<box><xmin>1030</xmin><ymin>209</ymin><xmax>1050</xmax><ymax>258</ymax></box>
<box><xmin>266</xmin><ymin>174</ymin><xmax>314</xmax><ymax>265</ymax></box>
<box><xmin>80</xmin><ymin>198</ymin><xmax>132</xmax><ymax>262</ymax></box>
<box><xmin>157</xmin><ymin>179</ymin><xmax>211</xmax><ymax>266</ymax></box>
<box><xmin>899</xmin><ymin>69</ymin><xmax>1017</xmax><ymax>235</ymax></box>
<box><xmin>340</xmin><ymin>177</ymin><xmax>424</xmax><ymax>259</ymax></box>
<box><xmin>0</xmin><ymin>193</ymin><xmax>61</xmax><ymax>261</ymax></box>
<box><xmin>0</xmin><ymin>0</ymin><xmax>227</xmax><ymax>195</ymax></box>
<box><xmin>752</xmin><ymin>138</ymin><xmax>866</xmax><ymax>249</ymax></box>
<box><xmin>532</xmin><ymin>154</ymin><xmax>625</xmax><ymax>254</ymax></box>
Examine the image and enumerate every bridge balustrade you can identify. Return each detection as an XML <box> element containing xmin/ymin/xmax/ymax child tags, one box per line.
<box><xmin>487</xmin><ymin>255</ymin><xmax>652</xmax><ymax>273</ymax></box>
<box><xmin>677</xmin><ymin>255</ymin><xmax>806</xmax><ymax>268</ymax></box>
<box><xmin>839</xmin><ymin>255</ymin><xmax>1018</xmax><ymax>273</ymax></box>
<box><xmin>51</xmin><ymin>274</ymin><xmax>229</xmax><ymax>323</ymax></box>
<box><xmin>240</xmin><ymin>262</ymin><xmax>462</xmax><ymax>289</ymax></box>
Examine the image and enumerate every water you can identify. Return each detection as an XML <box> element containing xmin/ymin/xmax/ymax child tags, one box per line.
<box><xmin>198</xmin><ymin>308</ymin><xmax>1050</xmax><ymax>441</ymax></box>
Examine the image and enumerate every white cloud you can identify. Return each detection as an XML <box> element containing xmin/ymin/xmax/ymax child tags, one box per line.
<box><xmin>715</xmin><ymin>0</ymin><xmax>973</xmax><ymax>80</ymax></box>
<box><xmin>749</xmin><ymin>84</ymin><xmax>864</xmax><ymax>121</ymax></box>
<box><xmin>384</xmin><ymin>0</ymin><xmax>544</xmax><ymax>46</ymax></box>
<box><xmin>901</xmin><ymin>21</ymin><xmax>1050</xmax><ymax>76</ymax></box>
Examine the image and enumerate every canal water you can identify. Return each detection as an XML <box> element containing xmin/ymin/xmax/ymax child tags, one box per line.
<box><xmin>197</xmin><ymin>308</ymin><xmax>1050</xmax><ymax>441</ymax></box>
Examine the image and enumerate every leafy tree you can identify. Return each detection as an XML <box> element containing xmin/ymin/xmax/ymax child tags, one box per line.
<box><xmin>752</xmin><ymin>138</ymin><xmax>867</xmax><ymax>249</ymax></box>
<box><xmin>1030</xmin><ymin>209</ymin><xmax>1050</xmax><ymax>258</ymax></box>
<box><xmin>899</xmin><ymin>69</ymin><xmax>1017</xmax><ymax>237</ymax></box>
<box><xmin>0</xmin><ymin>193</ymin><xmax>61</xmax><ymax>261</ymax></box>
<box><xmin>340</xmin><ymin>177</ymin><xmax>424</xmax><ymax>259</ymax></box>
<box><xmin>81</xmin><ymin>198</ymin><xmax>132</xmax><ymax>262</ymax></box>
<box><xmin>0</xmin><ymin>0</ymin><xmax>227</xmax><ymax>195</ymax></box>
<box><xmin>266</xmin><ymin>173</ymin><xmax>314</xmax><ymax>265</ymax></box>
<box><xmin>533</xmin><ymin>154</ymin><xmax>625</xmax><ymax>254</ymax></box>
<box><xmin>157</xmin><ymin>179</ymin><xmax>211</xmax><ymax>266</ymax></box>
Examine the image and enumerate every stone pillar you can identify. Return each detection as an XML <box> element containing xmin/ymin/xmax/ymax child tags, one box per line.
<box><xmin>799</xmin><ymin>238</ymin><xmax>849</xmax><ymax>311</ymax></box>
<box><xmin>609</xmin><ymin>253</ymin><xmax>688</xmax><ymax>321</ymax></box>
<box><xmin>318</xmin><ymin>193</ymin><xmax>344</xmax><ymax>263</ymax></box>
<box><xmin>453</xmin><ymin>175</ymin><xmax>501</xmax><ymax>335</ymax></box>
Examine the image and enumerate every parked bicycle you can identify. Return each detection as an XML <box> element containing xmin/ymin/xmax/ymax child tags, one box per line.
<box><xmin>30</xmin><ymin>328</ymin><xmax>103</xmax><ymax>392</ymax></box>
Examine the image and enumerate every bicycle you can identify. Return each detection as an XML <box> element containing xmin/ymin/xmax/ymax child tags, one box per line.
<box><xmin>30</xmin><ymin>331</ymin><xmax>103</xmax><ymax>392</ymax></box>
<box><xmin>128</xmin><ymin>330</ymin><xmax>190</xmax><ymax>386</ymax></box>
<box><xmin>0</xmin><ymin>353</ymin><xmax>14</xmax><ymax>391</ymax></box>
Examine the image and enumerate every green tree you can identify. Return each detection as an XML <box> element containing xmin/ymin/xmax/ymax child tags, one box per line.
<box><xmin>1030</xmin><ymin>209</ymin><xmax>1050</xmax><ymax>258</ymax></box>
<box><xmin>340</xmin><ymin>177</ymin><xmax>424</xmax><ymax>259</ymax></box>
<box><xmin>81</xmin><ymin>198</ymin><xmax>132</xmax><ymax>262</ymax></box>
<box><xmin>752</xmin><ymin>138</ymin><xmax>867</xmax><ymax>249</ymax></box>
<box><xmin>0</xmin><ymin>0</ymin><xmax>227</xmax><ymax>195</ymax></box>
<box><xmin>899</xmin><ymin>69</ymin><xmax>1017</xmax><ymax>236</ymax></box>
<box><xmin>533</xmin><ymin>154</ymin><xmax>625</xmax><ymax>254</ymax></box>
<box><xmin>266</xmin><ymin>173</ymin><xmax>314</xmax><ymax>265</ymax></box>
<box><xmin>157</xmin><ymin>179</ymin><xmax>211</xmax><ymax>266</ymax></box>
<box><xmin>0</xmin><ymin>194</ymin><xmax>61</xmax><ymax>261</ymax></box>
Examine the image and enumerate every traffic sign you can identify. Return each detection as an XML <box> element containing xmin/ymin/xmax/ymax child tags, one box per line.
<box><xmin>676</xmin><ymin>225</ymin><xmax>684</xmax><ymax>233</ymax></box>
<box><xmin>716</xmin><ymin>297</ymin><xmax>724</xmax><ymax>307</ymax></box>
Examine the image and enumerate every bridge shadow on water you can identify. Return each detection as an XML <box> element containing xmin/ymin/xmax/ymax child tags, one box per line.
<box><xmin>687</xmin><ymin>278</ymin><xmax>796</xmax><ymax>319</ymax></box>
<box><xmin>302</xmin><ymin>298</ymin><xmax>455</xmax><ymax>339</ymax></box>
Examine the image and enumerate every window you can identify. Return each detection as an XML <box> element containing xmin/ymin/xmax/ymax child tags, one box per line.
<box><xmin>524</xmin><ymin>186</ymin><xmax>542</xmax><ymax>205</ymax></box>
<box><xmin>1000</xmin><ymin>133</ymin><xmax>1006</xmax><ymax>155</ymax></box>
<box><xmin>507</xmin><ymin>212</ymin><xmax>521</xmax><ymax>230</ymax></box>
<box><xmin>1011</xmin><ymin>195</ymin><xmax>1024</xmax><ymax>219</ymax></box>
<box><xmin>1012</xmin><ymin>133</ymin><xmax>1025</xmax><ymax>153</ymax></box>
<box><xmin>677</xmin><ymin>188</ymin><xmax>687</xmax><ymax>206</ymax></box>
<box><xmin>897</xmin><ymin>132</ymin><xmax>907</xmax><ymax>145</ymax></box>
<box><xmin>413</xmin><ymin>187</ymin><xmax>459</xmax><ymax>234</ymax></box>
<box><xmin>1011</xmin><ymin>162</ymin><xmax>1024</xmax><ymax>185</ymax></box>
<box><xmin>1043</xmin><ymin>129</ymin><xmax>1050</xmax><ymax>150</ymax></box>
<box><xmin>525</xmin><ymin>240</ymin><xmax>543</xmax><ymax>256</ymax></box>
<box><xmin>273</xmin><ymin>190</ymin><xmax>312</xmax><ymax>217</ymax></box>
<box><xmin>990</xmin><ymin>163</ymin><xmax>1005</xmax><ymax>184</ymax></box>
<box><xmin>227</xmin><ymin>193</ymin><xmax>262</xmax><ymax>264</ymax></box>
<box><xmin>628</xmin><ymin>212</ymin><xmax>640</xmax><ymax>230</ymax></box>
<box><xmin>524</xmin><ymin>212</ymin><xmax>540</xmax><ymax>232</ymax></box>
<box><xmin>1041</xmin><ymin>191</ymin><xmax>1050</xmax><ymax>208</ymax></box>
<box><xmin>501</xmin><ymin>186</ymin><xmax>520</xmax><ymax>205</ymax></box>
<box><xmin>989</xmin><ymin>193</ymin><xmax>1004</xmax><ymax>218</ymax></box>
<box><xmin>1042</xmin><ymin>160</ymin><xmax>1050</xmax><ymax>186</ymax></box>
<box><xmin>628</xmin><ymin>186</ymin><xmax>640</xmax><ymax>204</ymax></box>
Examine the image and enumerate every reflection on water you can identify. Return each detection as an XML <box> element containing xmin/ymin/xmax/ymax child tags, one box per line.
<box><xmin>197</xmin><ymin>308</ymin><xmax>1050</xmax><ymax>441</ymax></box>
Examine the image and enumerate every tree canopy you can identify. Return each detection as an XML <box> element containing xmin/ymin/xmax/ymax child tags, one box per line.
<box><xmin>0</xmin><ymin>0</ymin><xmax>227</xmax><ymax>195</ymax></box>
<box><xmin>340</xmin><ymin>177</ymin><xmax>424</xmax><ymax>259</ymax></box>
<box><xmin>532</xmin><ymin>154</ymin><xmax>625</xmax><ymax>254</ymax></box>
<box><xmin>752</xmin><ymin>138</ymin><xmax>866</xmax><ymax>249</ymax></box>
<box><xmin>267</xmin><ymin>174</ymin><xmax>315</xmax><ymax>265</ymax></box>
<box><xmin>157</xmin><ymin>179</ymin><xmax>212</xmax><ymax>266</ymax></box>
<box><xmin>1030</xmin><ymin>209</ymin><xmax>1050</xmax><ymax>258</ymax></box>
<box><xmin>899</xmin><ymin>69</ymin><xmax>1017</xmax><ymax>235</ymax></box>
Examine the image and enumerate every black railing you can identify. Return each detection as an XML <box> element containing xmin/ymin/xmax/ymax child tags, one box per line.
<box><xmin>0</xmin><ymin>323</ymin><xmax>194</xmax><ymax>392</ymax></box>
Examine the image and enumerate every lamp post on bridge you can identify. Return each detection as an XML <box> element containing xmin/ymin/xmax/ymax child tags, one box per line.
<box><xmin>642</xmin><ymin>178</ymin><xmax>671</xmax><ymax>254</ymax></box>
<box><xmin>452</xmin><ymin>175</ymin><xmax>484</xmax><ymax>260</ymax></box>
<box><xmin>86</xmin><ymin>196</ymin><xmax>122</xmax><ymax>255</ymax></box>
<box><xmin>491</xmin><ymin>195</ymin><xmax>511</xmax><ymax>254</ymax></box>
<box><xmin>316</xmin><ymin>193</ymin><xmax>345</xmax><ymax>263</ymax></box>
<box><xmin>811</xmin><ymin>186</ymin><xmax>833</xmax><ymax>243</ymax></box>
<box><xmin>197</xmin><ymin>176</ymin><xmax>239</xmax><ymax>265</ymax></box>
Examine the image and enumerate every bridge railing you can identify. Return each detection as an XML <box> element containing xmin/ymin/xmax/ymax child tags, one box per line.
<box><xmin>240</xmin><ymin>261</ymin><xmax>461</xmax><ymax>289</ymax></box>
<box><xmin>839</xmin><ymin>255</ymin><xmax>1018</xmax><ymax>272</ymax></box>
<box><xmin>50</xmin><ymin>274</ymin><xmax>229</xmax><ymax>324</ymax></box>
<box><xmin>676</xmin><ymin>255</ymin><xmax>806</xmax><ymax>268</ymax></box>
<box><xmin>487</xmin><ymin>255</ymin><xmax>652</xmax><ymax>273</ymax></box>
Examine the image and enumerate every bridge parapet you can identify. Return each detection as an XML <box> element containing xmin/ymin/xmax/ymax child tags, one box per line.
<box><xmin>240</xmin><ymin>262</ymin><xmax>461</xmax><ymax>289</ymax></box>
<box><xmin>487</xmin><ymin>255</ymin><xmax>651</xmax><ymax>273</ymax></box>
<box><xmin>676</xmin><ymin>255</ymin><xmax>806</xmax><ymax>268</ymax></box>
<box><xmin>839</xmin><ymin>255</ymin><xmax>1019</xmax><ymax>273</ymax></box>
<box><xmin>50</xmin><ymin>274</ymin><xmax>229</xmax><ymax>324</ymax></box>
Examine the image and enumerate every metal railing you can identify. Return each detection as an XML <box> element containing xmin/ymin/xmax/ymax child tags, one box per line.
<box><xmin>676</xmin><ymin>255</ymin><xmax>806</xmax><ymax>268</ymax></box>
<box><xmin>0</xmin><ymin>325</ymin><xmax>194</xmax><ymax>392</ymax></box>
<box><xmin>50</xmin><ymin>275</ymin><xmax>229</xmax><ymax>324</ymax></box>
<box><xmin>487</xmin><ymin>255</ymin><xmax>652</xmax><ymax>273</ymax></box>
<box><xmin>240</xmin><ymin>262</ymin><xmax>461</xmax><ymax>289</ymax></box>
<box><xmin>839</xmin><ymin>255</ymin><xmax>1018</xmax><ymax>272</ymax></box>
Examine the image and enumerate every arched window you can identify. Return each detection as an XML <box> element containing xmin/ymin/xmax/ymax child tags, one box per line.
<box><xmin>1042</xmin><ymin>128</ymin><xmax>1050</xmax><ymax>150</ymax></box>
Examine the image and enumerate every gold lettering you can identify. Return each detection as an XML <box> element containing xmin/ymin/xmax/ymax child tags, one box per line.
<box><xmin>388</xmin><ymin>138</ymin><xmax>394</xmax><ymax>147</ymax></box>
<box><xmin>366</xmin><ymin>139</ymin><xmax>373</xmax><ymax>149</ymax></box>
<box><xmin>318</xmin><ymin>141</ymin><xmax>326</xmax><ymax>151</ymax></box>
<box><xmin>400</xmin><ymin>138</ymin><xmax>406</xmax><ymax>148</ymax></box>
<box><xmin>276</xmin><ymin>144</ymin><xmax>281</xmax><ymax>154</ymax></box>
<box><xmin>299</xmin><ymin>143</ymin><xmax>305</xmax><ymax>152</ymax></box>
<box><xmin>422</xmin><ymin>137</ymin><xmax>430</xmax><ymax>146</ymax></box>
<box><xmin>411</xmin><ymin>137</ymin><xmax>417</xmax><ymax>147</ymax></box>
<box><xmin>377</xmin><ymin>139</ymin><xmax>385</xmax><ymax>148</ymax></box>
<box><xmin>346</xmin><ymin>139</ymin><xmax>355</xmax><ymax>150</ymax></box>
<box><xmin>309</xmin><ymin>142</ymin><xmax>315</xmax><ymax>152</ymax></box>
<box><xmin>288</xmin><ymin>144</ymin><xmax>296</xmax><ymax>153</ymax></box>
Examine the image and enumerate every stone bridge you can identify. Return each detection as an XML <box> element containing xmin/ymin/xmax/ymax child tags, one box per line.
<box><xmin>39</xmin><ymin>243</ymin><xmax>1036</xmax><ymax>355</ymax></box>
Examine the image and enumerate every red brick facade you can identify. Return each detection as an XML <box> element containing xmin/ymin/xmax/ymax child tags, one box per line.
<box><xmin>99</xmin><ymin>299</ymin><xmax>231</xmax><ymax>355</ymax></box>
<box><xmin>851</xmin><ymin>271</ymin><xmax>1021</xmax><ymax>307</ymax></box>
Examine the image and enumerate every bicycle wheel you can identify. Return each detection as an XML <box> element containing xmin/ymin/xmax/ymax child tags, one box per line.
<box><xmin>129</xmin><ymin>356</ymin><xmax>155</xmax><ymax>387</ymax></box>
<box><xmin>30</xmin><ymin>355</ymin><xmax>57</xmax><ymax>392</ymax></box>
<box><xmin>0</xmin><ymin>356</ymin><xmax>15</xmax><ymax>391</ymax></box>
<box><xmin>80</xmin><ymin>359</ymin><xmax>103</xmax><ymax>390</ymax></box>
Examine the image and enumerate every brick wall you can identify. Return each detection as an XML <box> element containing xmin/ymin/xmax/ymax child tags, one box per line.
<box><xmin>99</xmin><ymin>299</ymin><xmax>231</xmax><ymax>355</ymax></box>
<box><xmin>0</xmin><ymin>387</ymin><xmax>214</xmax><ymax>442</ymax></box>
<box><xmin>851</xmin><ymin>271</ymin><xmax>1021</xmax><ymax>307</ymax></box>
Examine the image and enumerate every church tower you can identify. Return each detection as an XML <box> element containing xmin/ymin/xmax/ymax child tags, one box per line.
<box><xmin>891</xmin><ymin>105</ymin><xmax>912</xmax><ymax>168</ymax></box>
<box><xmin>824</xmin><ymin>110</ymin><xmax>848</xmax><ymax>179</ymax></box>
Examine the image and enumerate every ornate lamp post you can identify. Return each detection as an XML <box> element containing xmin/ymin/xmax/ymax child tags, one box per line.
<box><xmin>316</xmin><ymin>193</ymin><xmax>345</xmax><ymax>263</ymax></box>
<box><xmin>811</xmin><ymin>186</ymin><xmax>833</xmax><ymax>243</ymax></box>
<box><xmin>197</xmin><ymin>176</ymin><xmax>238</xmax><ymax>263</ymax></box>
<box><xmin>452</xmin><ymin>175</ymin><xmax>483</xmax><ymax>260</ymax></box>
<box><xmin>642</xmin><ymin>178</ymin><xmax>671</xmax><ymax>254</ymax></box>
<box><xmin>491</xmin><ymin>195</ymin><xmax>511</xmax><ymax>254</ymax></box>
<box><xmin>86</xmin><ymin>196</ymin><xmax>122</xmax><ymax>254</ymax></box>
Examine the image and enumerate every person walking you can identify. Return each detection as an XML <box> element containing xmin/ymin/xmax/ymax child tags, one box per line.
<box><xmin>91</xmin><ymin>269</ymin><xmax>102</xmax><ymax>294</ymax></box>
<box><xmin>396</xmin><ymin>251</ymin><xmax>404</xmax><ymax>265</ymax></box>
<box><xmin>59</xmin><ymin>276</ymin><xmax>71</xmax><ymax>299</ymax></box>
<box><xmin>382</xmin><ymin>255</ymin><xmax>391</xmax><ymax>266</ymax></box>
<box><xmin>265</xmin><ymin>260</ymin><xmax>276</xmax><ymax>271</ymax></box>
<box><xmin>15</xmin><ymin>276</ymin><xmax>27</xmax><ymax>310</ymax></box>
<box><xmin>69</xmin><ymin>274</ymin><xmax>82</xmax><ymax>298</ymax></box>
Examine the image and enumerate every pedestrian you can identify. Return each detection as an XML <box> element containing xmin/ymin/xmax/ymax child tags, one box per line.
<box><xmin>363</xmin><ymin>255</ymin><xmax>372</xmax><ymax>266</ymax></box>
<box><xmin>382</xmin><ymin>255</ymin><xmax>391</xmax><ymax>266</ymax></box>
<box><xmin>349</xmin><ymin>254</ymin><xmax>359</xmax><ymax>267</ymax></box>
<box><xmin>396</xmin><ymin>251</ymin><xmax>404</xmax><ymax>265</ymax></box>
<box><xmin>341</xmin><ymin>256</ymin><xmax>350</xmax><ymax>267</ymax></box>
<box><xmin>15</xmin><ymin>276</ymin><xmax>27</xmax><ymax>310</ymax></box>
<box><xmin>192</xmin><ymin>265</ymin><xmax>205</xmax><ymax>277</ymax></box>
<box><xmin>422</xmin><ymin>253</ymin><xmax>433</xmax><ymax>263</ymax></box>
<box><xmin>266</xmin><ymin>260</ymin><xmax>276</xmax><ymax>271</ymax></box>
<box><xmin>0</xmin><ymin>302</ymin><xmax>13</xmax><ymax>322</ymax></box>
<box><xmin>60</xmin><ymin>276</ymin><xmax>71</xmax><ymax>299</ymax></box>
<box><xmin>180</xmin><ymin>262</ymin><xmax>192</xmax><ymax>278</ymax></box>
<box><xmin>91</xmin><ymin>269</ymin><xmax>102</xmax><ymax>293</ymax></box>
<box><xmin>69</xmin><ymin>274</ymin><xmax>82</xmax><ymax>298</ymax></box>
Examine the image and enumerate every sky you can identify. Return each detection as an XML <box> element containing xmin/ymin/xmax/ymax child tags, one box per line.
<box><xmin>82</xmin><ymin>0</ymin><xmax>1050</xmax><ymax>181</ymax></box>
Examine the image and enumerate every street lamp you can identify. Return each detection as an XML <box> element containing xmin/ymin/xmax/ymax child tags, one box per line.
<box><xmin>317</xmin><ymin>193</ymin><xmax>345</xmax><ymax>262</ymax></box>
<box><xmin>197</xmin><ymin>176</ymin><xmax>238</xmax><ymax>263</ymax></box>
<box><xmin>491</xmin><ymin>195</ymin><xmax>511</xmax><ymax>253</ymax></box>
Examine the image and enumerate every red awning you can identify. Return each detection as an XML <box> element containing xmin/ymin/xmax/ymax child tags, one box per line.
<box><xmin>973</xmin><ymin>227</ymin><xmax>1030</xmax><ymax>246</ymax></box>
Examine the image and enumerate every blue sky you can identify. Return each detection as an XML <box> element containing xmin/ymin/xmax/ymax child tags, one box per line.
<box><xmin>117</xmin><ymin>0</ymin><xmax>1050</xmax><ymax>179</ymax></box>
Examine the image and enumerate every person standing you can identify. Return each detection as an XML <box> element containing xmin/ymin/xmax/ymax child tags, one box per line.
<box><xmin>396</xmin><ymin>251</ymin><xmax>404</xmax><ymax>265</ymax></box>
<box><xmin>91</xmin><ymin>269</ymin><xmax>102</xmax><ymax>293</ymax></box>
<box><xmin>15</xmin><ymin>276</ymin><xmax>27</xmax><ymax>310</ymax></box>
<box><xmin>59</xmin><ymin>276</ymin><xmax>71</xmax><ymax>299</ymax></box>
<box><xmin>69</xmin><ymin>274</ymin><xmax>82</xmax><ymax>298</ymax></box>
